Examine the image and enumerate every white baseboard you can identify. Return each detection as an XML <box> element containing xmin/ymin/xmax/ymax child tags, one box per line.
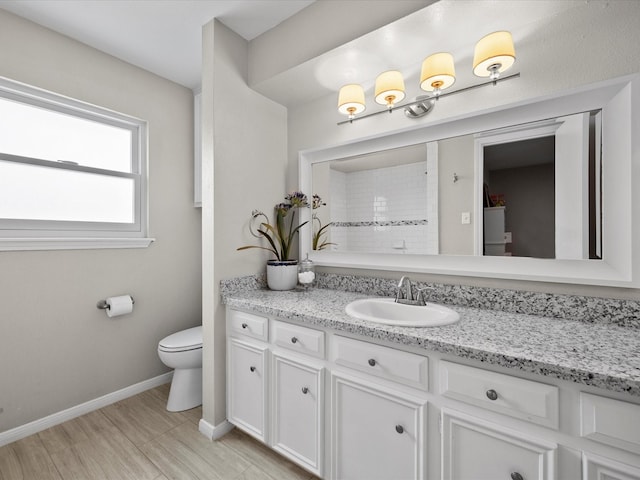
<box><xmin>199</xmin><ymin>418</ymin><xmax>234</xmax><ymax>440</ymax></box>
<box><xmin>0</xmin><ymin>372</ymin><xmax>173</xmax><ymax>447</ymax></box>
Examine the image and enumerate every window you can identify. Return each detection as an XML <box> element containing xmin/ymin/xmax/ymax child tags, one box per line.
<box><xmin>0</xmin><ymin>77</ymin><xmax>152</xmax><ymax>250</ymax></box>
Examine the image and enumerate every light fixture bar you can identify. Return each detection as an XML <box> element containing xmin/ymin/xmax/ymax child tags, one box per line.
<box><xmin>337</xmin><ymin>72</ymin><xmax>520</xmax><ymax>125</ymax></box>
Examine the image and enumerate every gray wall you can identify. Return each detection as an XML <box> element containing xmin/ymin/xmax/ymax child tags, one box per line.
<box><xmin>488</xmin><ymin>164</ymin><xmax>555</xmax><ymax>258</ymax></box>
<box><xmin>0</xmin><ymin>10</ymin><xmax>201</xmax><ymax>433</ymax></box>
<box><xmin>438</xmin><ymin>135</ymin><xmax>475</xmax><ymax>255</ymax></box>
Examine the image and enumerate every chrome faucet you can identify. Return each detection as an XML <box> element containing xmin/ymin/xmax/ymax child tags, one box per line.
<box><xmin>395</xmin><ymin>276</ymin><xmax>431</xmax><ymax>306</ymax></box>
<box><xmin>396</xmin><ymin>276</ymin><xmax>413</xmax><ymax>303</ymax></box>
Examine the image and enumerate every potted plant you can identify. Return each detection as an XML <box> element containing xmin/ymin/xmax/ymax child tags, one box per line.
<box><xmin>238</xmin><ymin>192</ymin><xmax>309</xmax><ymax>290</ymax></box>
<box><xmin>311</xmin><ymin>194</ymin><xmax>335</xmax><ymax>251</ymax></box>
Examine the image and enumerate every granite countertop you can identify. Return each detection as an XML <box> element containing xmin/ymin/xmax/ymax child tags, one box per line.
<box><xmin>223</xmin><ymin>287</ymin><xmax>640</xmax><ymax>397</ymax></box>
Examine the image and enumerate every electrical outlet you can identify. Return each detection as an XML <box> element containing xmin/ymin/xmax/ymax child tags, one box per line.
<box><xmin>461</xmin><ymin>212</ymin><xmax>471</xmax><ymax>224</ymax></box>
<box><xmin>505</xmin><ymin>232</ymin><xmax>513</xmax><ymax>243</ymax></box>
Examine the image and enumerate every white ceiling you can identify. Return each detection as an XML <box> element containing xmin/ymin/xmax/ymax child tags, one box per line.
<box><xmin>0</xmin><ymin>0</ymin><xmax>315</xmax><ymax>91</ymax></box>
<box><xmin>0</xmin><ymin>0</ymin><xmax>594</xmax><ymax>106</ymax></box>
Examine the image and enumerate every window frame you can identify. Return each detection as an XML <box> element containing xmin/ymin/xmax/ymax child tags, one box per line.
<box><xmin>0</xmin><ymin>76</ymin><xmax>153</xmax><ymax>251</ymax></box>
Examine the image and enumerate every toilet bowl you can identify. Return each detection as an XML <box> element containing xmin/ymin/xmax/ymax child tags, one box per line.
<box><xmin>158</xmin><ymin>326</ymin><xmax>203</xmax><ymax>412</ymax></box>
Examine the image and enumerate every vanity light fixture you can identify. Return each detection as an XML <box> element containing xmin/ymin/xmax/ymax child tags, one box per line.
<box><xmin>338</xmin><ymin>84</ymin><xmax>366</xmax><ymax>122</ymax></box>
<box><xmin>374</xmin><ymin>70</ymin><xmax>406</xmax><ymax>110</ymax></box>
<box><xmin>473</xmin><ymin>31</ymin><xmax>516</xmax><ymax>81</ymax></box>
<box><xmin>337</xmin><ymin>30</ymin><xmax>518</xmax><ymax>125</ymax></box>
<box><xmin>420</xmin><ymin>52</ymin><xmax>456</xmax><ymax>97</ymax></box>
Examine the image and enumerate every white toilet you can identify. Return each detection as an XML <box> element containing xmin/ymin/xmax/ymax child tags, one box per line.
<box><xmin>157</xmin><ymin>326</ymin><xmax>203</xmax><ymax>412</ymax></box>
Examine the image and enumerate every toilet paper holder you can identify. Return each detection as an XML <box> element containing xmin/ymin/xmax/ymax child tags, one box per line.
<box><xmin>96</xmin><ymin>296</ymin><xmax>135</xmax><ymax>310</ymax></box>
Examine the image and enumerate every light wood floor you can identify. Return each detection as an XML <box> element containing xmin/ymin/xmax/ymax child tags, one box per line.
<box><xmin>0</xmin><ymin>384</ymin><xmax>318</xmax><ymax>480</ymax></box>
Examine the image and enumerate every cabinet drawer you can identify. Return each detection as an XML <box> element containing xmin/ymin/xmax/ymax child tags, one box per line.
<box><xmin>229</xmin><ymin>309</ymin><xmax>268</xmax><ymax>342</ymax></box>
<box><xmin>272</xmin><ymin>320</ymin><xmax>325</xmax><ymax>359</ymax></box>
<box><xmin>331</xmin><ymin>335</ymin><xmax>428</xmax><ymax>390</ymax></box>
<box><xmin>439</xmin><ymin>361</ymin><xmax>559</xmax><ymax>429</ymax></box>
<box><xmin>581</xmin><ymin>393</ymin><xmax>640</xmax><ymax>454</ymax></box>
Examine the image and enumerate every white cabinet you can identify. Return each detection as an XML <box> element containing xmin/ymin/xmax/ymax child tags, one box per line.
<box><xmin>331</xmin><ymin>372</ymin><xmax>427</xmax><ymax>480</ymax></box>
<box><xmin>227</xmin><ymin>337</ymin><xmax>268</xmax><ymax>442</ymax></box>
<box><xmin>272</xmin><ymin>352</ymin><xmax>324</xmax><ymax>476</ymax></box>
<box><xmin>441</xmin><ymin>409</ymin><xmax>557</xmax><ymax>480</ymax></box>
<box><xmin>226</xmin><ymin>307</ymin><xmax>640</xmax><ymax>480</ymax></box>
<box><xmin>582</xmin><ymin>451</ymin><xmax>640</xmax><ymax>480</ymax></box>
<box><xmin>226</xmin><ymin>311</ymin><xmax>326</xmax><ymax>477</ymax></box>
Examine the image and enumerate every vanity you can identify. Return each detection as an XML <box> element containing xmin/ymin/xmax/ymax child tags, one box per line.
<box><xmin>221</xmin><ymin>72</ymin><xmax>640</xmax><ymax>479</ymax></box>
<box><xmin>223</xmin><ymin>282</ymin><xmax>640</xmax><ymax>480</ymax></box>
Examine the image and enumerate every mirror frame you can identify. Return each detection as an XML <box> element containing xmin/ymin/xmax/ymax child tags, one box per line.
<box><xmin>299</xmin><ymin>75</ymin><xmax>639</xmax><ymax>287</ymax></box>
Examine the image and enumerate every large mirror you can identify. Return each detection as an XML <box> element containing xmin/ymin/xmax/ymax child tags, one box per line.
<box><xmin>312</xmin><ymin>111</ymin><xmax>602</xmax><ymax>261</ymax></box>
<box><xmin>299</xmin><ymin>75</ymin><xmax>638</xmax><ymax>287</ymax></box>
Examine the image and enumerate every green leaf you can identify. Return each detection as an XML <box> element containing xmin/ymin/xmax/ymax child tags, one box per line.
<box><xmin>257</xmin><ymin>228</ymin><xmax>281</xmax><ymax>261</ymax></box>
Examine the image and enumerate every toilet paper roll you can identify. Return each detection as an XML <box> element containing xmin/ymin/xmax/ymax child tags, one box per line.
<box><xmin>105</xmin><ymin>295</ymin><xmax>134</xmax><ymax>318</ymax></box>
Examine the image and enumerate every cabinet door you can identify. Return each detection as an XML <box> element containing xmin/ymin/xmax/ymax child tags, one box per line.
<box><xmin>272</xmin><ymin>352</ymin><xmax>324</xmax><ymax>476</ymax></box>
<box><xmin>583</xmin><ymin>451</ymin><xmax>640</xmax><ymax>480</ymax></box>
<box><xmin>331</xmin><ymin>373</ymin><xmax>426</xmax><ymax>480</ymax></box>
<box><xmin>441</xmin><ymin>409</ymin><xmax>557</xmax><ymax>480</ymax></box>
<box><xmin>227</xmin><ymin>338</ymin><xmax>268</xmax><ymax>442</ymax></box>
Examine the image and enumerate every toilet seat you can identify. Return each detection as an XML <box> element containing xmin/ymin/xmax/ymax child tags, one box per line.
<box><xmin>158</xmin><ymin>326</ymin><xmax>202</xmax><ymax>353</ymax></box>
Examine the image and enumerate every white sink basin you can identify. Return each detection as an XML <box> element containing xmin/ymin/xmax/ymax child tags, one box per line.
<box><xmin>345</xmin><ymin>297</ymin><xmax>460</xmax><ymax>327</ymax></box>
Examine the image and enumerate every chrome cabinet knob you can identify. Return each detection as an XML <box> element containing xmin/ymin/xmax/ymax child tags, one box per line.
<box><xmin>241</xmin><ymin>323</ymin><xmax>248</xmax><ymax>329</ymax></box>
<box><xmin>291</xmin><ymin>337</ymin><xmax>298</xmax><ymax>344</ymax></box>
<box><xmin>249</xmin><ymin>366</ymin><xmax>256</xmax><ymax>372</ymax></box>
<box><xmin>395</xmin><ymin>425</ymin><xmax>404</xmax><ymax>434</ymax></box>
<box><xmin>301</xmin><ymin>387</ymin><xmax>309</xmax><ymax>394</ymax></box>
<box><xmin>368</xmin><ymin>358</ymin><xmax>377</xmax><ymax>366</ymax></box>
<box><xmin>510</xmin><ymin>473</ymin><xmax>524</xmax><ymax>480</ymax></box>
<box><xmin>486</xmin><ymin>389</ymin><xmax>498</xmax><ymax>401</ymax></box>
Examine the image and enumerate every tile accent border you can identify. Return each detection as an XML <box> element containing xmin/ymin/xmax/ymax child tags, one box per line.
<box><xmin>221</xmin><ymin>273</ymin><xmax>640</xmax><ymax>329</ymax></box>
<box><xmin>332</xmin><ymin>219</ymin><xmax>428</xmax><ymax>227</ymax></box>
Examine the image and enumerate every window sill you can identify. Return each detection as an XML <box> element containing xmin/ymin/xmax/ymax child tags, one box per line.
<box><xmin>0</xmin><ymin>237</ymin><xmax>155</xmax><ymax>251</ymax></box>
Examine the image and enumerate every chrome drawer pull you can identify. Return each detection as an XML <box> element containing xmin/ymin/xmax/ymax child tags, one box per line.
<box><xmin>301</xmin><ymin>387</ymin><xmax>309</xmax><ymax>394</ymax></box>
<box><xmin>241</xmin><ymin>323</ymin><xmax>248</xmax><ymax>329</ymax></box>
<box><xmin>510</xmin><ymin>473</ymin><xmax>523</xmax><ymax>480</ymax></box>
<box><xmin>291</xmin><ymin>337</ymin><xmax>298</xmax><ymax>344</ymax></box>
<box><xmin>486</xmin><ymin>389</ymin><xmax>498</xmax><ymax>401</ymax></box>
<box><xmin>249</xmin><ymin>366</ymin><xmax>256</xmax><ymax>372</ymax></box>
<box><xmin>368</xmin><ymin>358</ymin><xmax>377</xmax><ymax>367</ymax></box>
<box><xmin>395</xmin><ymin>425</ymin><xmax>404</xmax><ymax>434</ymax></box>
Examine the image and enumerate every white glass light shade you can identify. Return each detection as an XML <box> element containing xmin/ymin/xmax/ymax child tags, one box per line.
<box><xmin>337</xmin><ymin>84</ymin><xmax>366</xmax><ymax>117</ymax></box>
<box><xmin>374</xmin><ymin>70</ymin><xmax>406</xmax><ymax>107</ymax></box>
<box><xmin>420</xmin><ymin>52</ymin><xmax>456</xmax><ymax>92</ymax></box>
<box><xmin>473</xmin><ymin>31</ymin><xmax>516</xmax><ymax>77</ymax></box>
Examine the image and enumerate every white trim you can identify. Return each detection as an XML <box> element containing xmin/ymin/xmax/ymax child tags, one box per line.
<box><xmin>299</xmin><ymin>74</ymin><xmax>639</xmax><ymax>287</ymax></box>
<box><xmin>0</xmin><ymin>75</ymin><xmax>150</xmax><ymax>249</ymax></box>
<box><xmin>0</xmin><ymin>237</ymin><xmax>155</xmax><ymax>251</ymax></box>
<box><xmin>198</xmin><ymin>418</ymin><xmax>234</xmax><ymax>440</ymax></box>
<box><xmin>0</xmin><ymin>372</ymin><xmax>172</xmax><ymax>447</ymax></box>
<box><xmin>473</xmin><ymin>119</ymin><xmax>564</xmax><ymax>257</ymax></box>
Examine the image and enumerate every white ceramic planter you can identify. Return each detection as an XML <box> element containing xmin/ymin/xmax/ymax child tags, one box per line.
<box><xmin>266</xmin><ymin>260</ymin><xmax>298</xmax><ymax>291</ymax></box>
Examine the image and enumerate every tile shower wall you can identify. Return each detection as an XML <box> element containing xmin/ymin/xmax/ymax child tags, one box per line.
<box><xmin>330</xmin><ymin>161</ymin><xmax>436</xmax><ymax>254</ymax></box>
